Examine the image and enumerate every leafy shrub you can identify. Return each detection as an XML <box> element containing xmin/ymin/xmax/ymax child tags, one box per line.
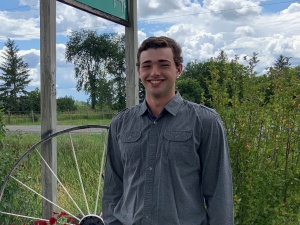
<box><xmin>57</xmin><ymin>96</ymin><xmax>77</xmax><ymax>112</ymax></box>
<box><xmin>179</xmin><ymin>53</ymin><xmax>300</xmax><ymax>224</ymax></box>
<box><xmin>0</xmin><ymin>106</ymin><xmax>5</xmax><ymax>147</ymax></box>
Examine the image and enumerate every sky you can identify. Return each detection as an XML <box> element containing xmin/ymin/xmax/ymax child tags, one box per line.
<box><xmin>0</xmin><ymin>0</ymin><xmax>300</xmax><ymax>102</ymax></box>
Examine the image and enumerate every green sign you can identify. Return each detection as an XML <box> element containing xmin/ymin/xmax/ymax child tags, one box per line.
<box><xmin>57</xmin><ymin>0</ymin><xmax>129</xmax><ymax>26</ymax></box>
<box><xmin>76</xmin><ymin>0</ymin><xmax>128</xmax><ymax>21</ymax></box>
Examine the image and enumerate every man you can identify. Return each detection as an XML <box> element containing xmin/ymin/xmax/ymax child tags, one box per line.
<box><xmin>102</xmin><ymin>36</ymin><xmax>234</xmax><ymax>225</ymax></box>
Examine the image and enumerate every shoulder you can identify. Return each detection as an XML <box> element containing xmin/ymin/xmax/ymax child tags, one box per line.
<box><xmin>182</xmin><ymin>99</ymin><xmax>220</xmax><ymax>119</ymax></box>
<box><xmin>112</xmin><ymin>108</ymin><xmax>129</xmax><ymax>122</ymax></box>
<box><xmin>181</xmin><ymin>100</ymin><xmax>226</xmax><ymax>133</ymax></box>
<box><xmin>110</xmin><ymin>104</ymin><xmax>142</xmax><ymax>126</ymax></box>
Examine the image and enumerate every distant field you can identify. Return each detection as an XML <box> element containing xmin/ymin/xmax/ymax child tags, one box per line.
<box><xmin>2</xmin><ymin>111</ymin><xmax>115</xmax><ymax>125</ymax></box>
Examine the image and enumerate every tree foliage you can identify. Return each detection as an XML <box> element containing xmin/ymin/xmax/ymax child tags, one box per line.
<box><xmin>65</xmin><ymin>30</ymin><xmax>126</xmax><ymax>110</ymax></box>
<box><xmin>57</xmin><ymin>95</ymin><xmax>77</xmax><ymax>112</ymax></box>
<box><xmin>177</xmin><ymin>51</ymin><xmax>246</xmax><ymax>107</ymax></box>
<box><xmin>0</xmin><ymin>106</ymin><xmax>5</xmax><ymax>148</ymax></box>
<box><xmin>17</xmin><ymin>88</ymin><xmax>41</xmax><ymax>112</ymax></box>
<box><xmin>0</xmin><ymin>38</ymin><xmax>32</xmax><ymax>112</ymax></box>
<box><xmin>106</xmin><ymin>34</ymin><xmax>126</xmax><ymax>110</ymax></box>
<box><xmin>178</xmin><ymin>53</ymin><xmax>300</xmax><ymax>224</ymax></box>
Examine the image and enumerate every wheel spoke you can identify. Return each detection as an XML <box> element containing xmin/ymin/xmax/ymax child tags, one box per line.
<box><xmin>69</xmin><ymin>133</ymin><xmax>90</xmax><ymax>214</ymax></box>
<box><xmin>0</xmin><ymin>211</ymin><xmax>48</xmax><ymax>222</ymax></box>
<box><xmin>94</xmin><ymin>131</ymin><xmax>108</xmax><ymax>214</ymax></box>
<box><xmin>10</xmin><ymin>175</ymin><xmax>80</xmax><ymax>221</ymax></box>
<box><xmin>36</xmin><ymin>149</ymin><xmax>85</xmax><ymax>216</ymax></box>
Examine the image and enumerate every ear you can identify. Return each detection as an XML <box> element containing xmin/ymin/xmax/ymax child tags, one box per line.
<box><xmin>176</xmin><ymin>64</ymin><xmax>183</xmax><ymax>77</ymax></box>
<box><xmin>137</xmin><ymin>66</ymin><xmax>141</xmax><ymax>78</ymax></box>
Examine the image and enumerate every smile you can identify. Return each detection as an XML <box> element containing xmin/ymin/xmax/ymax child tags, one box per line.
<box><xmin>149</xmin><ymin>80</ymin><xmax>164</xmax><ymax>84</ymax></box>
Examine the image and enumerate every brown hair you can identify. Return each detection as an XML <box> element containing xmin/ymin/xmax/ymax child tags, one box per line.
<box><xmin>136</xmin><ymin>36</ymin><xmax>183</xmax><ymax>68</ymax></box>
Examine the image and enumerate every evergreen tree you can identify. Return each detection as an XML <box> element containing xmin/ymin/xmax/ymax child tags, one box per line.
<box><xmin>0</xmin><ymin>38</ymin><xmax>31</xmax><ymax>112</ymax></box>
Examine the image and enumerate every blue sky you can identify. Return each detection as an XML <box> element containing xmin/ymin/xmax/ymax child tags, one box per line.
<box><xmin>0</xmin><ymin>0</ymin><xmax>300</xmax><ymax>102</ymax></box>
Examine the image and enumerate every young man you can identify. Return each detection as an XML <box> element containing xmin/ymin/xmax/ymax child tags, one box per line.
<box><xmin>102</xmin><ymin>36</ymin><xmax>234</xmax><ymax>225</ymax></box>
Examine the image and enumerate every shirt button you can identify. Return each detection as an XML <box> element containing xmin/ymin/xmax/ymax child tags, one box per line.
<box><xmin>145</xmin><ymin>215</ymin><xmax>149</xmax><ymax>219</ymax></box>
<box><xmin>153</xmin><ymin>121</ymin><xmax>157</xmax><ymax>124</ymax></box>
<box><xmin>148</xmin><ymin>167</ymin><xmax>153</xmax><ymax>170</ymax></box>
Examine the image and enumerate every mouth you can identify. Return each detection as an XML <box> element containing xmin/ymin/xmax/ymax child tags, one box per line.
<box><xmin>147</xmin><ymin>78</ymin><xmax>165</xmax><ymax>84</ymax></box>
<box><xmin>150</xmin><ymin>80</ymin><xmax>162</xmax><ymax>84</ymax></box>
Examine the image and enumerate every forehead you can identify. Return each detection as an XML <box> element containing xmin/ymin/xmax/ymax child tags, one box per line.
<box><xmin>140</xmin><ymin>47</ymin><xmax>174</xmax><ymax>63</ymax></box>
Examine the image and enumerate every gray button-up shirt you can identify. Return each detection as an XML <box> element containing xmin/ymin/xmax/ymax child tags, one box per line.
<box><xmin>102</xmin><ymin>92</ymin><xmax>234</xmax><ymax>225</ymax></box>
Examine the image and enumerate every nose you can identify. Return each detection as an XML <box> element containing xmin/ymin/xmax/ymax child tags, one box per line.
<box><xmin>150</xmin><ymin>65</ymin><xmax>160</xmax><ymax>76</ymax></box>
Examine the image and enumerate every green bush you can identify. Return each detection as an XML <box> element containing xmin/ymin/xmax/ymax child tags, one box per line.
<box><xmin>0</xmin><ymin>106</ymin><xmax>5</xmax><ymax>148</ymax></box>
<box><xmin>205</xmin><ymin>58</ymin><xmax>300</xmax><ymax>224</ymax></box>
<box><xmin>57</xmin><ymin>95</ymin><xmax>77</xmax><ymax>112</ymax></box>
<box><xmin>0</xmin><ymin>133</ymin><xmax>41</xmax><ymax>224</ymax></box>
<box><xmin>178</xmin><ymin>54</ymin><xmax>300</xmax><ymax>224</ymax></box>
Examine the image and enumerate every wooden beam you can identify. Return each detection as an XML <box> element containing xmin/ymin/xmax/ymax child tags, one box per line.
<box><xmin>125</xmin><ymin>0</ymin><xmax>139</xmax><ymax>107</ymax></box>
<box><xmin>40</xmin><ymin>0</ymin><xmax>57</xmax><ymax>219</ymax></box>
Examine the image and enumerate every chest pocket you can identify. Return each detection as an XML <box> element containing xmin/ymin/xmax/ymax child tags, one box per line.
<box><xmin>164</xmin><ymin>130</ymin><xmax>197</xmax><ymax>166</ymax></box>
<box><xmin>119</xmin><ymin>132</ymin><xmax>142</xmax><ymax>163</ymax></box>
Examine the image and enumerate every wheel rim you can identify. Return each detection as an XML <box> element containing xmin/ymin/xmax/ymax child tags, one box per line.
<box><xmin>0</xmin><ymin>125</ymin><xmax>109</xmax><ymax>225</ymax></box>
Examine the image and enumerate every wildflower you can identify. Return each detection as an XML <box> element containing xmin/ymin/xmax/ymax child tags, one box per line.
<box><xmin>49</xmin><ymin>217</ymin><xmax>58</xmax><ymax>225</ymax></box>
<box><xmin>68</xmin><ymin>217</ymin><xmax>75</xmax><ymax>223</ymax></box>
<box><xmin>245</xmin><ymin>144</ymin><xmax>251</xmax><ymax>151</ymax></box>
<box><xmin>34</xmin><ymin>221</ymin><xmax>47</xmax><ymax>225</ymax></box>
<box><xmin>58</xmin><ymin>211</ymin><xmax>69</xmax><ymax>218</ymax></box>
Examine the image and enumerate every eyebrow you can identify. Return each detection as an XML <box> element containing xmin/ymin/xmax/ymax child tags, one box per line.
<box><xmin>141</xmin><ymin>59</ymin><xmax>172</xmax><ymax>64</ymax></box>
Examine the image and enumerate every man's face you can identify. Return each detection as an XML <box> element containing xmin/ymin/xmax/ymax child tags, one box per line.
<box><xmin>137</xmin><ymin>47</ymin><xmax>182</xmax><ymax>100</ymax></box>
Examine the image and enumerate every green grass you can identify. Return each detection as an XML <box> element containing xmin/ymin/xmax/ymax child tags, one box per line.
<box><xmin>2</xmin><ymin>111</ymin><xmax>115</xmax><ymax>125</ymax></box>
<box><xmin>0</xmin><ymin>130</ymin><xmax>107</xmax><ymax>225</ymax></box>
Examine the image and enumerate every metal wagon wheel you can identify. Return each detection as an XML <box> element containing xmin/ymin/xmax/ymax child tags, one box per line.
<box><xmin>0</xmin><ymin>125</ymin><xmax>109</xmax><ymax>225</ymax></box>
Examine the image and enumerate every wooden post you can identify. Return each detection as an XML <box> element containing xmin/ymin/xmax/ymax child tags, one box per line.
<box><xmin>31</xmin><ymin>110</ymin><xmax>34</xmax><ymax>123</ymax></box>
<box><xmin>40</xmin><ymin>0</ymin><xmax>57</xmax><ymax>219</ymax></box>
<box><xmin>125</xmin><ymin>0</ymin><xmax>139</xmax><ymax>107</ymax></box>
<box><xmin>7</xmin><ymin>110</ymin><xmax>10</xmax><ymax>124</ymax></box>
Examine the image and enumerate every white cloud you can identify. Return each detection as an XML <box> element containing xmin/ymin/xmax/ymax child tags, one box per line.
<box><xmin>138</xmin><ymin>0</ymin><xmax>184</xmax><ymax>17</ymax></box>
<box><xmin>56</xmin><ymin>2</ymin><xmax>114</xmax><ymax>36</ymax></box>
<box><xmin>234</xmin><ymin>26</ymin><xmax>255</xmax><ymax>36</ymax></box>
<box><xmin>203</xmin><ymin>0</ymin><xmax>262</xmax><ymax>20</ymax></box>
<box><xmin>140</xmin><ymin>0</ymin><xmax>300</xmax><ymax>74</ymax></box>
<box><xmin>280</xmin><ymin>2</ymin><xmax>300</xmax><ymax>14</ymax></box>
<box><xmin>20</xmin><ymin>49</ymin><xmax>40</xmax><ymax>67</ymax></box>
<box><xmin>28</xmin><ymin>68</ymin><xmax>40</xmax><ymax>87</ymax></box>
<box><xmin>137</xmin><ymin>30</ymin><xmax>147</xmax><ymax>46</ymax></box>
<box><xmin>19</xmin><ymin>0</ymin><xmax>39</xmax><ymax>8</ymax></box>
<box><xmin>0</xmin><ymin>11</ymin><xmax>39</xmax><ymax>41</ymax></box>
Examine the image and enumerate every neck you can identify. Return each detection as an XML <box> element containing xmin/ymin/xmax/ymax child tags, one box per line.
<box><xmin>146</xmin><ymin>93</ymin><xmax>175</xmax><ymax>117</ymax></box>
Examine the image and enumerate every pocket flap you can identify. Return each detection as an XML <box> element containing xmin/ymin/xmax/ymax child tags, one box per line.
<box><xmin>164</xmin><ymin>131</ymin><xmax>192</xmax><ymax>141</ymax></box>
<box><xmin>120</xmin><ymin>132</ymin><xmax>141</xmax><ymax>142</ymax></box>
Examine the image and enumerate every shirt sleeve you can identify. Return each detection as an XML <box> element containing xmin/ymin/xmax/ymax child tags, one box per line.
<box><xmin>102</xmin><ymin>122</ymin><xmax>124</xmax><ymax>225</ymax></box>
<box><xmin>200</xmin><ymin>113</ymin><xmax>234</xmax><ymax>225</ymax></box>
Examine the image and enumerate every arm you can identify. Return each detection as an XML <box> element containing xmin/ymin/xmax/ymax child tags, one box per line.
<box><xmin>200</xmin><ymin>114</ymin><xmax>234</xmax><ymax>225</ymax></box>
<box><xmin>102</xmin><ymin>124</ymin><xmax>124</xmax><ymax>225</ymax></box>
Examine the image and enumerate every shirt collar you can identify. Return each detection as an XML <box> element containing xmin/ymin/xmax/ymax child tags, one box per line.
<box><xmin>138</xmin><ymin>92</ymin><xmax>183</xmax><ymax>117</ymax></box>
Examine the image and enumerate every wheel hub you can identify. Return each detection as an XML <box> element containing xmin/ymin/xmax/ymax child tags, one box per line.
<box><xmin>79</xmin><ymin>214</ymin><xmax>104</xmax><ymax>225</ymax></box>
